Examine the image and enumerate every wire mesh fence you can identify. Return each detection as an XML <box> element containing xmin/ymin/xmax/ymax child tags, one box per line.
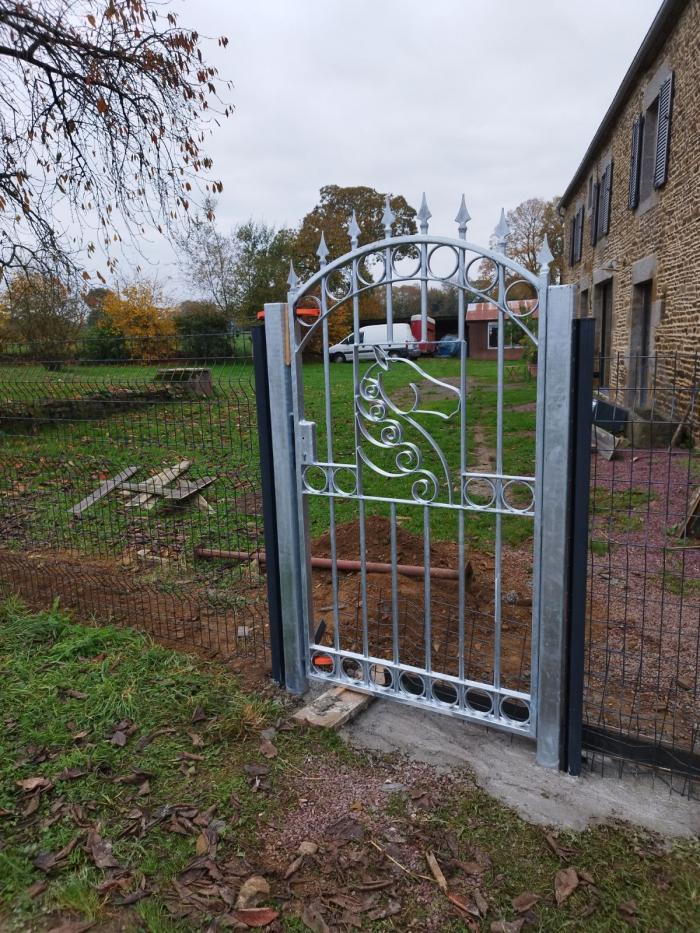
<box><xmin>584</xmin><ymin>351</ymin><xmax>700</xmax><ymax>794</ymax></box>
<box><xmin>0</xmin><ymin>333</ymin><xmax>269</xmax><ymax>664</ymax></box>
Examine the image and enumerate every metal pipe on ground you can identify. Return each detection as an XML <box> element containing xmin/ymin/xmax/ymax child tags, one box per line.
<box><xmin>194</xmin><ymin>546</ymin><xmax>472</xmax><ymax>583</ymax></box>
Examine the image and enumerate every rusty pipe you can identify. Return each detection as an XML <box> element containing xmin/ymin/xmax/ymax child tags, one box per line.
<box><xmin>194</xmin><ymin>546</ymin><xmax>471</xmax><ymax>581</ymax></box>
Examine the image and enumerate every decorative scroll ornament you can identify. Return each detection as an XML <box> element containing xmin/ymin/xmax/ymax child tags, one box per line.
<box><xmin>355</xmin><ymin>347</ymin><xmax>460</xmax><ymax>504</ymax></box>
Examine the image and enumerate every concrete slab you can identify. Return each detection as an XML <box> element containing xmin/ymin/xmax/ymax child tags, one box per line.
<box><xmin>293</xmin><ymin>687</ymin><xmax>373</xmax><ymax>729</ymax></box>
<box><xmin>341</xmin><ymin>700</ymin><xmax>700</xmax><ymax>838</ymax></box>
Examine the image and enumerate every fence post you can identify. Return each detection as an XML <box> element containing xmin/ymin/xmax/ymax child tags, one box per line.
<box><xmin>535</xmin><ymin>284</ymin><xmax>576</xmax><ymax>769</ymax></box>
<box><xmin>565</xmin><ymin>317</ymin><xmax>595</xmax><ymax>774</ymax></box>
<box><xmin>251</xmin><ymin>325</ymin><xmax>284</xmax><ymax>686</ymax></box>
<box><xmin>263</xmin><ymin>303</ymin><xmax>307</xmax><ymax>694</ymax></box>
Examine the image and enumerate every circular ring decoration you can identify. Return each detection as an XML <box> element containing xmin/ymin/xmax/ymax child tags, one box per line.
<box><xmin>324</xmin><ymin>268</ymin><xmax>352</xmax><ymax>304</ymax></box>
<box><xmin>331</xmin><ymin>467</ymin><xmax>357</xmax><ymax>497</ymax></box>
<box><xmin>369</xmin><ymin>664</ymin><xmax>393</xmax><ymax>689</ymax></box>
<box><xmin>357</xmin><ymin>251</ymin><xmax>386</xmax><ymax>287</ymax></box>
<box><xmin>411</xmin><ymin>474</ymin><xmax>439</xmax><ymax>504</ymax></box>
<box><xmin>463</xmin><ymin>476</ymin><xmax>497</xmax><ymax>510</ymax></box>
<box><xmin>503</xmin><ymin>279</ymin><xmax>539</xmax><ymax>317</ymax></box>
<box><xmin>293</xmin><ymin>295</ymin><xmax>321</xmax><ymax>328</ymax></box>
<box><xmin>391</xmin><ymin>245</ymin><xmax>421</xmax><ymax>281</ymax></box>
<box><xmin>499</xmin><ymin>695</ymin><xmax>530</xmax><ymax>724</ymax></box>
<box><xmin>427</xmin><ymin>244</ymin><xmax>460</xmax><ymax>282</ymax></box>
<box><xmin>431</xmin><ymin>679</ymin><xmax>459</xmax><ymax>705</ymax></box>
<box><xmin>302</xmin><ymin>465</ymin><xmax>330</xmax><ymax>494</ymax></box>
<box><xmin>341</xmin><ymin>657</ymin><xmax>364</xmax><ymax>682</ymax></box>
<box><xmin>466</xmin><ymin>254</ymin><xmax>498</xmax><ymax>292</ymax></box>
<box><xmin>501</xmin><ymin>478</ymin><xmax>535</xmax><ymax>514</ymax></box>
<box><xmin>465</xmin><ymin>687</ymin><xmax>494</xmax><ymax>715</ymax></box>
<box><xmin>311</xmin><ymin>651</ymin><xmax>335</xmax><ymax>675</ymax></box>
<box><xmin>399</xmin><ymin>671</ymin><xmax>425</xmax><ymax>697</ymax></box>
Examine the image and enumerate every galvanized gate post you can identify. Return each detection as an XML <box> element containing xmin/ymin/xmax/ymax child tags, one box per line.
<box><xmin>534</xmin><ymin>284</ymin><xmax>576</xmax><ymax>768</ymax></box>
<box><xmin>263</xmin><ymin>303</ymin><xmax>307</xmax><ymax>694</ymax></box>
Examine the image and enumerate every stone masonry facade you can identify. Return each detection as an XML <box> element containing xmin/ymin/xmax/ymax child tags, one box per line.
<box><xmin>560</xmin><ymin>0</ymin><xmax>699</xmax><ymax>419</ymax></box>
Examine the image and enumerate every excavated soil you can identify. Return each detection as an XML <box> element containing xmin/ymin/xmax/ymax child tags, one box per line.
<box><xmin>310</xmin><ymin>516</ymin><xmax>534</xmax><ymax>692</ymax></box>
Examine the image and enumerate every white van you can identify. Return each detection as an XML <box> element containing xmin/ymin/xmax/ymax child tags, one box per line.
<box><xmin>328</xmin><ymin>323</ymin><xmax>419</xmax><ymax>362</ymax></box>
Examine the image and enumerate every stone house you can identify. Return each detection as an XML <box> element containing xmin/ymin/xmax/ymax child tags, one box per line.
<box><xmin>559</xmin><ymin>0</ymin><xmax>699</xmax><ymax>409</ymax></box>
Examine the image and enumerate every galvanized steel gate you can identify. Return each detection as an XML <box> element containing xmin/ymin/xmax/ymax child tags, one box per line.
<box><xmin>265</xmin><ymin>197</ymin><xmax>578</xmax><ymax>767</ymax></box>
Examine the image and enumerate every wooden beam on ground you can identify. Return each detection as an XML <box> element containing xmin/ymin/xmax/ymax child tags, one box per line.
<box><xmin>125</xmin><ymin>460</ymin><xmax>191</xmax><ymax>510</ymax></box>
<box><xmin>160</xmin><ymin>476</ymin><xmax>216</xmax><ymax>502</ymax></box>
<box><xmin>69</xmin><ymin>466</ymin><xmax>139</xmax><ymax>517</ymax></box>
<box><xmin>683</xmin><ymin>487</ymin><xmax>700</xmax><ymax>539</ymax></box>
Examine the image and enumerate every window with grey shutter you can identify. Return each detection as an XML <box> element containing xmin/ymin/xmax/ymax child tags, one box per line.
<box><xmin>654</xmin><ymin>73</ymin><xmax>674</xmax><ymax>187</ymax></box>
<box><xmin>568</xmin><ymin>216</ymin><xmax>576</xmax><ymax>266</ymax></box>
<box><xmin>598</xmin><ymin>162</ymin><xmax>613</xmax><ymax>238</ymax></box>
<box><xmin>590</xmin><ymin>182</ymin><xmax>599</xmax><ymax>245</ymax></box>
<box><xmin>628</xmin><ymin>114</ymin><xmax>644</xmax><ymax>209</ymax></box>
<box><xmin>574</xmin><ymin>205</ymin><xmax>584</xmax><ymax>263</ymax></box>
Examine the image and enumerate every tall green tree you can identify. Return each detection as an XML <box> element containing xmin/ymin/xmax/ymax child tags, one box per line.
<box><xmin>293</xmin><ymin>185</ymin><xmax>417</xmax><ymax>280</ymax></box>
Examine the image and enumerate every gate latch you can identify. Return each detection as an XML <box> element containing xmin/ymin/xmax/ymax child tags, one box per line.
<box><xmin>298</xmin><ymin>419</ymin><xmax>317</xmax><ymax>464</ymax></box>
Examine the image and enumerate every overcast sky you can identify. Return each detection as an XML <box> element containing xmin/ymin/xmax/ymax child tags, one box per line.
<box><xmin>154</xmin><ymin>0</ymin><xmax>663</xmax><ymax>298</ymax></box>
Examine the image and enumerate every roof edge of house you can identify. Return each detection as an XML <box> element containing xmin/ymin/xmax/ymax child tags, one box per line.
<box><xmin>559</xmin><ymin>0</ymin><xmax>688</xmax><ymax>210</ymax></box>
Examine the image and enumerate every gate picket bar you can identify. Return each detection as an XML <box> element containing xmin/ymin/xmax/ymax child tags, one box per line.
<box><xmin>263</xmin><ymin>196</ymin><xmax>584</xmax><ymax>767</ymax></box>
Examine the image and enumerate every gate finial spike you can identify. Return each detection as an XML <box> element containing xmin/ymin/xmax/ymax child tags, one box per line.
<box><xmin>455</xmin><ymin>194</ymin><xmax>471</xmax><ymax>239</ymax></box>
<box><xmin>417</xmin><ymin>192</ymin><xmax>432</xmax><ymax>234</ymax></box>
<box><xmin>287</xmin><ymin>260</ymin><xmax>299</xmax><ymax>289</ymax></box>
<box><xmin>494</xmin><ymin>207</ymin><xmax>510</xmax><ymax>253</ymax></box>
<box><xmin>537</xmin><ymin>234</ymin><xmax>554</xmax><ymax>275</ymax></box>
<box><xmin>382</xmin><ymin>194</ymin><xmax>395</xmax><ymax>238</ymax></box>
<box><xmin>348</xmin><ymin>210</ymin><xmax>361</xmax><ymax>249</ymax></box>
<box><xmin>316</xmin><ymin>230</ymin><xmax>329</xmax><ymax>267</ymax></box>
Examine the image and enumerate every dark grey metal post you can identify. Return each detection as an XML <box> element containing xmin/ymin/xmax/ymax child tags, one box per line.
<box><xmin>263</xmin><ymin>303</ymin><xmax>307</xmax><ymax>694</ymax></box>
<box><xmin>566</xmin><ymin>318</ymin><xmax>595</xmax><ymax>774</ymax></box>
<box><xmin>251</xmin><ymin>325</ymin><xmax>284</xmax><ymax>685</ymax></box>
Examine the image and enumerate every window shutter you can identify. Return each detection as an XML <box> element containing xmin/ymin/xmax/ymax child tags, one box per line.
<box><xmin>574</xmin><ymin>206</ymin><xmax>584</xmax><ymax>262</ymax></box>
<box><xmin>569</xmin><ymin>216</ymin><xmax>576</xmax><ymax>266</ymax></box>
<box><xmin>590</xmin><ymin>182</ymin><xmax>599</xmax><ymax>245</ymax></box>
<box><xmin>599</xmin><ymin>162</ymin><xmax>613</xmax><ymax>237</ymax></box>
<box><xmin>628</xmin><ymin>114</ymin><xmax>644</xmax><ymax>208</ymax></box>
<box><xmin>654</xmin><ymin>73</ymin><xmax>674</xmax><ymax>187</ymax></box>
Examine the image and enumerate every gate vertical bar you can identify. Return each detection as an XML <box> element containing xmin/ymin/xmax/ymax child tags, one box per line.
<box><xmin>263</xmin><ymin>302</ymin><xmax>307</xmax><ymax>694</ymax></box>
<box><xmin>535</xmin><ymin>284</ymin><xmax>576</xmax><ymax>768</ymax></box>
<box><xmin>252</xmin><ymin>325</ymin><xmax>284</xmax><ymax>685</ymax></box>
<box><xmin>566</xmin><ymin>317</ymin><xmax>595</xmax><ymax>774</ymax></box>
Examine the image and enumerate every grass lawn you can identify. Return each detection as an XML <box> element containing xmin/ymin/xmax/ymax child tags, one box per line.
<box><xmin>1</xmin><ymin>601</ymin><xmax>699</xmax><ymax>932</ymax></box>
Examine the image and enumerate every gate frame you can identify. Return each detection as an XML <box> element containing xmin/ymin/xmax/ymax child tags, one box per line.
<box><xmin>264</xmin><ymin>233</ymin><xmax>580</xmax><ymax>767</ymax></box>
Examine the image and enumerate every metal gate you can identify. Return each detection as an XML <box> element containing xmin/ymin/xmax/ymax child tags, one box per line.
<box><xmin>265</xmin><ymin>196</ymin><xmax>579</xmax><ymax>767</ymax></box>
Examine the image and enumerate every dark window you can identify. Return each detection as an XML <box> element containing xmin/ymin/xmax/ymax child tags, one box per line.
<box><xmin>569</xmin><ymin>205</ymin><xmax>584</xmax><ymax>265</ymax></box>
<box><xmin>594</xmin><ymin>279</ymin><xmax>613</xmax><ymax>385</ymax></box>
<box><xmin>639</xmin><ymin>98</ymin><xmax>659</xmax><ymax>203</ymax></box>
<box><xmin>631</xmin><ymin>281</ymin><xmax>654</xmax><ymax>408</ymax></box>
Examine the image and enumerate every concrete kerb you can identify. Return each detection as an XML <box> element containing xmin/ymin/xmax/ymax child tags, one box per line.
<box><xmin>340</xmin><ymin>699</ymin><xmax>700</xmax><ymax>839</ymax></box>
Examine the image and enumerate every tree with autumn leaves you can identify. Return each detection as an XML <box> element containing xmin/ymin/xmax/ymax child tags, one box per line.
<box><xmin>0</xmin><ymin>0</ymin><xmax>230</xmax><ymax>283</ymax></box>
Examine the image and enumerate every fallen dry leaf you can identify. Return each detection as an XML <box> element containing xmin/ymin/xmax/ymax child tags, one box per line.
<box><xmin>474</xmin><ymin>890</ymin><xmax>489</xmax><ymax>917</ymax></box>
<box><xmin>110</xmin><ymin>731</ymin><xmax>127</xmax><ymax>747</ymax></box>
<box><xmin>447</xmin><ymin>890</ymin><xmax>480</xmax><ymax>917</ymax></box>
<box><xmin>64</xmin><ymin>689</ymin><xmax>88</xmax><ymax>700</ymax></box>
<box><xmin>16</xmin><ymin>776</ymin><xmax>52</xmax><ymax>793</ymax></box>
<box><xmin>490</xmin><ymin>921</ymin><xmax>524</xmax><ymax>933</ymax></box>
<box><xmin>26</xmin><ymin>880</ymin><xmax>48</xmax><ymax>898</ymax></box>
<box><xmin>259</xmin><ymin>737</ymin><xmax>278</xmax><ymax>759</ymax></box>
<box><xmin>300</xmin><ymin>902</ymin><xmax>330</xmax><ymax>933</ymax></box>
<box><xmin>86</xmin><ymin>828</ymin><xmax>121</xmax><ymax>870</ymax></box>
<box><xmin>512</xmin><ymin>891</ymin><xmax>540</xmax><ymax>913</ymax></box>
<box><xmin>426</xmin><ymin>851</ymin><xmax>448</xmax><ymax>893</ymax></box>
<box><xmin>230</xmin><ymin>907</ymin><xmax>279</xmax><ymax>928</ymax></box>
<box><xmin>554</xmin><ymin>867</ymin><xmax>579</xmax><ymax>905</ymax></box>
<box><xmin>191</xmin><ymin>704</ymin><xmax>207</xmax><ymax>723</ymax></box>
<box><xmin>34</xmin><ymin>835</ymin><xmax>80</xmax><ymax>872</ymax></box>
<box><xmin>545</xmin><ymin>832</ymin><xmax>573</xmax><ymax>860</ymax></box>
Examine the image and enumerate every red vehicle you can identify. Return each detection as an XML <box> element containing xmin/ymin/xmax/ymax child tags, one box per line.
<box><xmin>409</xmin><ymin>314</ymin><xmax>436</xmax><ymax>354</ymax></box>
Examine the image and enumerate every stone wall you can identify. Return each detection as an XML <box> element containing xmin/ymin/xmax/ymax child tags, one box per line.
<box><xmin>560</xmin><ymin>0</ymin><xmax>700</xmax><ymax>412</ymax></box>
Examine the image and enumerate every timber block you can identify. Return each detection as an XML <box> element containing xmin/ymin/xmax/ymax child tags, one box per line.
<box><xmin>292</xmin><ymin>687</ymin><xmax>373</xmax><ymax>730</ymax></box>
